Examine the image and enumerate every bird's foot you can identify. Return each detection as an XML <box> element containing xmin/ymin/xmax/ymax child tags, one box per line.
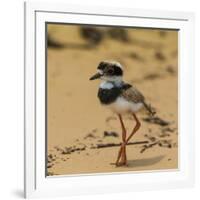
<box><xmin>115</xmin><ymin>161</ymin><xmax>128</xmax><ymax>167</ymax></box>
<box><xmin>115</xmin><ymin>142</ymin><xmax>128</xmax><ymax>167</ymax></box>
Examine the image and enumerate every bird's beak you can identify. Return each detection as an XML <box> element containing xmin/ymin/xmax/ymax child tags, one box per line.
<box><xmin>89</xmin><ymin>72</ymin><xmax>102</xmax><ymax>80</ymax></box>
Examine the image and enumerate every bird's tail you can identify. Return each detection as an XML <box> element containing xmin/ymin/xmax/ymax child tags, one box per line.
<box><xmin>143</xmin><ymin>101</ymin><xmax>156</xmax><ymax>116</ymax></box>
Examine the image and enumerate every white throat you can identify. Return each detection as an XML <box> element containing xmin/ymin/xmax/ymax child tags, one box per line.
<box><xmin>100</xmin><ymin>76</ymin><xmax>123</xmax><ymax>89</ymax></box>
<box><xmin>102</xmin><ymin>75</ymin><xmax>122</xmax><ymax>83</ymax></box>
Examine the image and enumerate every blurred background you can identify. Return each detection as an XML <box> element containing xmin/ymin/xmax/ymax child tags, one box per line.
<box><xmin>47</xmin><ymin>24</ymin><xmax>178</xmax><ymax>176</ymax></box>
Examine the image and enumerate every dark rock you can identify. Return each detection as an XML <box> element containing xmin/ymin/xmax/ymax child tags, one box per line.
<box><xmin>144</xmin><ymin>134</ymin><xmax>156</xmax><ymax>142</ymax></box>
<box><xmin>159</xmin><ymin>31</ymin><xmax>167</xmax><ymax>37</ymax></box>
<box><xmin>47</xmin><ymin>35</ymin><xmax>64</xmax><ymax>48</ymax></box>
<box><xmin>107</xmin><ymin>28</ymin><xmax>130</xmax><ymax>42</ymax></box>
<box><xmin>128</xmin><ymin>52</ymin><xmax>144</xmax><ymax>62</ymax></box>
<box><xmin>155</xmin><ymin>51</ymin><xmax>166</xmax><ymax>61</ymax></box>
<box><xmin>144</xmin><ymin>73</ymin><xmax>161</xmax><ymax>80</ymax></box>
<box><xmin>104</xmin><ymin>131</ymin><xmax>119</xmax><ymax>137</ymax></box>
<box><xmin>80</xmin><ymin>26</ymin><xmax>104</xmax><ymax>46</ymax></box>
<box><xmin>84</xmin><ymin>133</ymin><xmax>96</xmax><ymax>139</ymax></box>
<box><xmin>162</xmin><ymin>127</ymin><xmax>174</xmax><ymax>133</ymax></box>
<box><xmin>143</xmin><ymin>116</ymin><xmax>170</xmax><ymax>126</ymax></box>
<box><xmin>166</xmin><ymin>65</ymin><xmax>176</xmax><ymax>74</ymax></box>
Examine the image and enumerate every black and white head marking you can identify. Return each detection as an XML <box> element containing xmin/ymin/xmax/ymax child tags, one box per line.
<box><xmin>89</xmin><ymin>61</ymin><xmax>124</xmax><ymax>82</ymax></box>
<box><xmin>94</xmin><ymin>61</ymin><xmax>123</xmax><ymax>83</ymax></box>
<box><xmin>97</xmin><ymin>61</ymin><xmax>123</xmax><ymax>76</ymax></box>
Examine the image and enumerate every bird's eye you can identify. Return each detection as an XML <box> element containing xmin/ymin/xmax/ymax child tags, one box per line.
<box><xmin>107</xmin><ymin>68</ymin><xmax>114</xmax><ymax>74</ymax></box>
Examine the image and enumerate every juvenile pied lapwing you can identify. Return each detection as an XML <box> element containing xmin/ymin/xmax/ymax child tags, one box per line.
<box><xmin>90</xmin><ymin>61</ymin><xmax>155</xmax><ymax>166</ymax></box>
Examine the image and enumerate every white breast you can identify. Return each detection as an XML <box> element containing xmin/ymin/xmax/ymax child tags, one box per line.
<box><xmin>108</xmin><ymin>97</ymin><xmax>143</xmax><ymax>114</ymax></box>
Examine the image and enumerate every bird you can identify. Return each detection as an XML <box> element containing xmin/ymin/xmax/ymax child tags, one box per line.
<box><xmin>89</xmin><ymin>61</ymin><xmax>155</xmax><ymax>166</ymax></box>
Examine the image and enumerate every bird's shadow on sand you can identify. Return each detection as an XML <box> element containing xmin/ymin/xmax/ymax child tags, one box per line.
<box><xmin>126</xmin><ymin>155</ymin><xmax>165</xmax><ymax>168</ymax></box>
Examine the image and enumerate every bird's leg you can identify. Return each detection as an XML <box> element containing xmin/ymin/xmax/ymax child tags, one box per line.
<box><xmin>126</xmin><ymin>113</ymin><xmax>141</xmax><ymax>144</ymax></box>
<box><xmin>115</xmin><ymin>114</ymin><xmax>127</xmax><ymax>166</ymax></box>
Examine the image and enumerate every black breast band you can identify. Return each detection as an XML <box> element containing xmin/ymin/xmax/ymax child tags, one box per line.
<box><xmin>98</xmin><ymin>87</ymin><xmax>121</xmax><ymax>104</ymax></box>
<box><xmin>97</xmin><ymin>82</ymin><xmax>132</xmax><ymax>105</ymax></box>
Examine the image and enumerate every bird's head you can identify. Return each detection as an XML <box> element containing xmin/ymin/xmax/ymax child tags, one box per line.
<box><xmin>89</xmin><ymin>61</ymin><xmax>123</xmax><ymax>82</ymax></box>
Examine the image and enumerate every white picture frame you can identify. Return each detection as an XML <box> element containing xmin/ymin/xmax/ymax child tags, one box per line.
<box><xmin>24</xmin><ymin>1</ymin><xmax>195</xmax><ymax>198</ymax></box>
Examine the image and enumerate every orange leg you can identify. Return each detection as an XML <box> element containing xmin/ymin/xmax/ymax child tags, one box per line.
<box><xmin>126</xmin><ymin>113</ymin><xmax>141</xmax><ymax>143</ymax></box>
<box><xmin>115</xmin><ymin>113</ymin><xmax>141</xmax><ymax>166</ymax></box>
<box><xmin>115</xmin><ymin>114</ymin><xmax>127</xmax><ymax>166</ymax></box>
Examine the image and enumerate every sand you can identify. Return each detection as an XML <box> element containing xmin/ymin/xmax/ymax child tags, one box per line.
<box><xmin>47</xmin><ymin>24</ymin><xmax>178</xmax><ymax>176</ymax></box>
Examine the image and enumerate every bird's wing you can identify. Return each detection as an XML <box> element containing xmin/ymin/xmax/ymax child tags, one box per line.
<box><xmin>121</xmin><ymin>84</ymin><xmax>145</xmax><ymax>103</ymax></box>
<box><xmin>121</xmin><ymin>83</ymin><xmax>156</xmax><ymax>116</ymax></box>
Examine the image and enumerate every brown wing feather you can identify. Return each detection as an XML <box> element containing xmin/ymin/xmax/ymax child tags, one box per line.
<box><xmin>121</xmin><ymin>85</ymin><xmax>145</xmax><ymax>103</ymax></box>
<box><xmin>121</xmin><ymin>84</ymin><xmax>156</xmax><ymax>116</ymax></box>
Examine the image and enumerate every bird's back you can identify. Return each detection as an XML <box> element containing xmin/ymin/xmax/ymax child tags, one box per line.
<box><xmin>120</xmin><ymin>83</ymin><xmax>145</xmax><ymax>103</ymax></box>
<box><xmin>121</xmin><ymin>84</ymin><xmax>156</xmax><ymax>115</ymax></box>
<box><xmin>120</xmin><ymin>82</ymin><xmax>156</xmax><ymax>116</ymax></box>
